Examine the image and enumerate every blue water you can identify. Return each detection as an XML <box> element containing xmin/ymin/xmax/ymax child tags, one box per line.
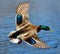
<box><xmin>0</xmin><ymin>0</ymin><xmax>60</xmax><ymax>54</ymax></box>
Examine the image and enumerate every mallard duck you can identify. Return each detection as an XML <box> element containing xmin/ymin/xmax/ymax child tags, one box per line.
<box><xmin>8</xmin><ymin>2</ymin><xmax>52</xmax><ymax>48</ymax></box>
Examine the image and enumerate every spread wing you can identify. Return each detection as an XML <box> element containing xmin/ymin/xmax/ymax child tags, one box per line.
<box><xmin>16</xmin><ymin>2</ymin><xmax>29</xmax><ymax>18</ymax></box>
<box><xmin>24</xmin><ymin>34</ymin><xmax>49</xmax><ymax>48</ymax></box>
<box><xmin>16</xmin><ymin>2</ymin><xmax>30</xmax><ymax>30</ymax></box>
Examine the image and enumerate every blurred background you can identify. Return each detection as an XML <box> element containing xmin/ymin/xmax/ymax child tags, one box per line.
<box><xmin>0</xmin><ymin>0</ymin><xmax>60</xmax><ymax>54</ymax></box>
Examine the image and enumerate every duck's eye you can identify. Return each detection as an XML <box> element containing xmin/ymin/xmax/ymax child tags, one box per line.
<box><xmin>16</xmin><ymin>14</ymin><xmax>22</xmax><ymax>25</ymax></box>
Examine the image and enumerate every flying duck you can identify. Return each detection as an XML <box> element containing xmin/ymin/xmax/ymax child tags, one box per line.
<box><xmin>8</xmin><ymin>2</ymin><xmax>52</xmax><ymax>48</ymax></box>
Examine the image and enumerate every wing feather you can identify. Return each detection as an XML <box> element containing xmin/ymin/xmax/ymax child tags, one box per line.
<box><xmin>16</xmin><ymin>2</ymin><xmax>30</xmax><ymax>30</ymax></box>
<box><xmin>25</xmin><ymin>34</ymin><xmax>49</xmax><ymax>48</ymax></box>
<box><xmin>16</xmin><ymin>2</ymin><xmax>29</xmax><ymax>19</ymax></box>
<box><xmin>32</xmin><ymin>35</ymin><xmax>49</xmax><ymax>48</ymax></box>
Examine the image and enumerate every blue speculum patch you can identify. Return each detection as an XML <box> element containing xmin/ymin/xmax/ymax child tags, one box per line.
<box><xmin>26</xmin><ymin>38</ymin><xmax>36</xmax><ymax>44</ymax></box>
<box><xmin>17</xmin><ymin>14</ymin><xmax>22</xmax><ymax>25</ymax></box>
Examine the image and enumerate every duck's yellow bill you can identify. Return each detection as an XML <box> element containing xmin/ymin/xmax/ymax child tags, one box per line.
<box><xmin>50</xmin><ymin>29</ymin><xmax>54</xmax><ymax>32</ymax></box>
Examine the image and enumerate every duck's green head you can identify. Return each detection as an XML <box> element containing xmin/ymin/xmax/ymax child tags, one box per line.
<box><xmin>41</xmin><ymin>25</ymin><xmax>50</xmax><ymax>30</ymax></box>
<box><xmin>40</xmin><ymin>25</ymin><xmax>53</xmax><ymax>32</ymax></box>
